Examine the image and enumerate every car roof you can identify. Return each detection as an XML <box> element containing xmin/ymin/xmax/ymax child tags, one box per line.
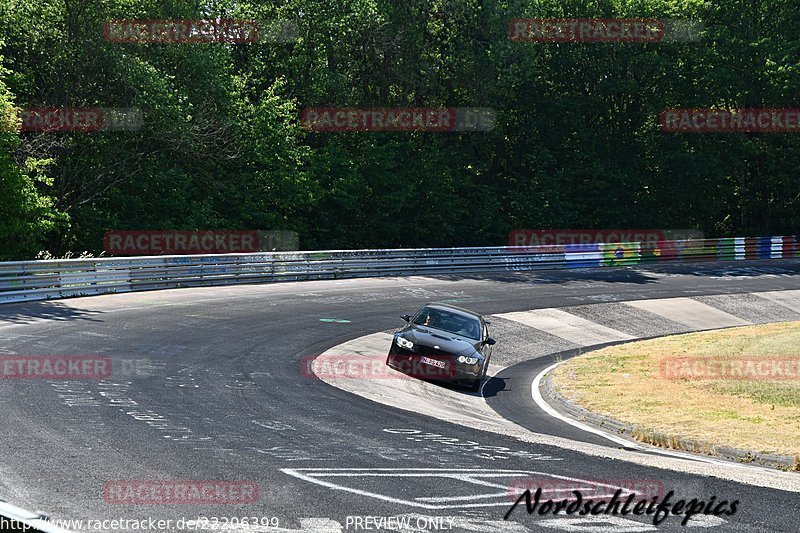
<box><xmin>424</xmin><ymin>302</ymin><xmax>483</xmax><ymax>321</ymax></box>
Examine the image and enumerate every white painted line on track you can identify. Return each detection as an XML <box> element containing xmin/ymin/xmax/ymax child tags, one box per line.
<box><xmin>281</xmin><ymin>468</ymin><xmax>629</xmax><ymax>510</ymax></box>
<box><xmin>531</xmin><ymin>362</ymin><xmax>642</xmax><ymax>449</ymax></box>
<box><xmin>495</xmin><ymin>309</ymin><xmax>636</xmax><ymax>346</ymax></box>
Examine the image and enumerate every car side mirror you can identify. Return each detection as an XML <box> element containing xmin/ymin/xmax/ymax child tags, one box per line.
<box><xmin>485</xmin><ymin>337</ymin><xmax>496</xmax><ymax>346</ymax></box>
<box><xmin>401</xmin><ymin>314</ymin><xmax>412</xmax><ymax>322</ymax></box>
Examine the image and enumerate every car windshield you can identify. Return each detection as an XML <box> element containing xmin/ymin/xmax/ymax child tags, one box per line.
<box><xmin>412</xmin><ymin>307</ymin><xmax>482</xmax><ymax>340</ymax></box>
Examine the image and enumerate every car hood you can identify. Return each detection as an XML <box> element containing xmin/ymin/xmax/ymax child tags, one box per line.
<box><xmin>400</xmin><ymin>326</ymin><xmax>481</xmax><ymax>356</ymax></box>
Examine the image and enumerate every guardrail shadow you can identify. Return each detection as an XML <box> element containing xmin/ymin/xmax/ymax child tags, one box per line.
<box><xmin>0</xmin><ymin>301</ymin><xmax>102</xmax><ymax>325</ymax></box>
<box><xmin>431</xmin><ymin>269</ymin><xmax>660</xmax><ymax>285</ymax></box>
<box><xmin>423</xmin><ymin>257</ymin><xmax>800</xmax><ymax>286</ymax></box>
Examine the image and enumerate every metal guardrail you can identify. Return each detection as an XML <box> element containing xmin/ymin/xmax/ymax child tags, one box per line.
<box><xmin>0</xmin><ymin>236</ymin><xmax>797</xmax><ymax>305</ymax></box>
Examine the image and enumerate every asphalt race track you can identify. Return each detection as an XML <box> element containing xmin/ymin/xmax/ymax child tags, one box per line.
<box><xmin>3</xmin><ymin>260</ymin><xmax>800</xmax><ymax>532</ymax></box>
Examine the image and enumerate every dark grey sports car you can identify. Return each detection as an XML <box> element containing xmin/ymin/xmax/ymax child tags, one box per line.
<box><xmin>386</xmin><ymin>303</ymin><xmax>496</xmax><ymax>392</ymax></box>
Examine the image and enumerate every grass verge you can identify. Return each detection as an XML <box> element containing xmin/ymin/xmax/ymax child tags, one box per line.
<box><xmin>550</xmin><ymin>321</ymin><xmax>800</xmax><ymax>465</ymax></box>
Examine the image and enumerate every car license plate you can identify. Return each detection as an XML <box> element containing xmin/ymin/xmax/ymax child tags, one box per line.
<box><xmin>420</xmin><ymin>356</ymin><xmax>445</xmax><ymax>368</ymax></box>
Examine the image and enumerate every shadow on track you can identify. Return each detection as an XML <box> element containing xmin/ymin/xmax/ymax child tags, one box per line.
<box><xmin>0</xmin><ymin>301</ymin><xmax>103</xmax><ymax>325</ymax></box>
<box><xmin>421</xmin><ymin>258</ymin><xmax>800</xmax><ymax>286</ymax></box>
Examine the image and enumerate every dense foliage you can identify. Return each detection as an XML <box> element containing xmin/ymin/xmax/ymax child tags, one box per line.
<box><xmin>0</xmin><ymin>0</ymin><xmax>798</xmax><ymax>259</ymax></box>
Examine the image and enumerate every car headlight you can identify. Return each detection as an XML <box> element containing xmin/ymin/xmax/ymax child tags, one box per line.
<box><xmin>457</xmin><ymin>356</ymin><xmax>479</xmax><ymax>365</ymax></box>
<box><xmin>395</xmin><ymin>336</ymin><xmax>414</xmax><ymax>350</ymax></box>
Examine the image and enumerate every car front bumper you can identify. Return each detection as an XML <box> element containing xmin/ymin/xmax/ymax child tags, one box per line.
<box><xmin>387</xmin><ymin>346</ymin><xmax>482</xmax><ymax>382</ymax></box>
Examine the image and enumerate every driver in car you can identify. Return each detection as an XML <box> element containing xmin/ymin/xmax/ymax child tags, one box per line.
<box><xmin>457</xmin><ymin>321</ymin><xmax>480</xmax><ymax>339</ymax></box>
